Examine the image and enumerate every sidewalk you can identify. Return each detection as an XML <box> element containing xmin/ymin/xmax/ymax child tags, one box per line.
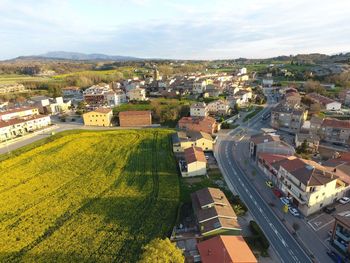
<box><xmin>234</xmin><ymin>138</ymin><xmax>330</xmax><ymax>262</ymax></box>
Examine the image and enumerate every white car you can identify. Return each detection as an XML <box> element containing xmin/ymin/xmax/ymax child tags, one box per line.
<box><xmin>280</xmin><ymin>197</ymin><xmax>291</xmax><ymax>206</ymax></box>
<box><xmin>339</xmin><ymin>197</ymin><xmax>350</xmax><ymax>204</ymax></box>
<box><xmin>289</xmin><ymin>207</ymin><xmax>300</xmax><ymax>217</ymax></box>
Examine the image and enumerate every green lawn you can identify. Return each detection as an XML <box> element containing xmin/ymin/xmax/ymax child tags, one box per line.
<box><xmin>0</xmin><ymin>129</ymin><xmax>179</xmax><ymax>263</ymax></box>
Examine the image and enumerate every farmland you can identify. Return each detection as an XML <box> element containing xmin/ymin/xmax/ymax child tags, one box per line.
<box><xmin>0</xmin><ymin>129</ymin><xmax>179</xmax><ymax>263</ymax></box>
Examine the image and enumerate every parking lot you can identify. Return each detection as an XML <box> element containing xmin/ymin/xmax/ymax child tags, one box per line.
<box><xmin>307</xmin><ymin>201</ymin><xmax>350</xmax><ymax>239</ymax></box>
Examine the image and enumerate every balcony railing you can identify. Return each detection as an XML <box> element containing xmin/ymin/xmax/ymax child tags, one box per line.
<box><xmin>336</xmin><ymin>229</ymin><xmax>350</xmax><ymax>242</ymax></box>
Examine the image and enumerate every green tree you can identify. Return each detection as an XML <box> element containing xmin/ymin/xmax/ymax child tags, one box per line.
<box><xmin>138</xmin><ymin>238</ymin><xmax>184</xmax><ymax>263</ymax></box>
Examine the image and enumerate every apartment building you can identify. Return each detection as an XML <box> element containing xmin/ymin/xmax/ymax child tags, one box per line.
<box><xmin>270</xmin><ymin>103</ymin><xmax>307</xmax><ymax>134</ymax></box>
<box><xmin>320</xmin><ymin>118</ymin><xmax>350</xmax><ymax>145</ymax></box>
<box><xmin>190</xmin><ymin>102</ymin><xmax>208</xmax><ymax>117</ymax></box>
<box><xmin>0</xmin><ymin>107</ymin><xmax>39</xmax><ymax>121</ymax></box>
<box><xmin>83</xmin><ymin>84</ymin><xmax>112</xmax><ymax>106</ymax></box>
<box><xmin>278</xmin><ymin>158</ymin><xmax>347</xmax><ymax>216</ymax></box>
<box><xmin>330</xmin><ymin>216</ymin><xmax>350</xmax><ymax>255</ymax></box>
<box><xmin>105</xmin><ymin>90</ymin><xmax>127</xmax><ymax>107</ymax></box>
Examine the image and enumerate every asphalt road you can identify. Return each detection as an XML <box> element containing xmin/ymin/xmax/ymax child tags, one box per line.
<box><xmin>216</xmin><ymin>93</ymin><xmax>313</xmax><ymax>263</ymax></box>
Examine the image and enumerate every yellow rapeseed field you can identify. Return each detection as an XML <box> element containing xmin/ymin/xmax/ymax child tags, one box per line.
<box><xmin>0</xmin><ymin>129</ymin><xmax>179</xmax><ymax>263</ymax></box>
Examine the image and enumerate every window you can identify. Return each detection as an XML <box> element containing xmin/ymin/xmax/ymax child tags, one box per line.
<box><xmin>320</xmin><ymin>203</ymin><xmax>323</xmax><ymax>208</ymax></box>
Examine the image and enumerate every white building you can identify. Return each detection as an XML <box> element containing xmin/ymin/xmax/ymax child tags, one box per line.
<box><xmin>127</xmin><ymin>87</ymin><xmax>147</xmax><ymax>101</ymax></box>
<box><xmin>193</xmin><ymin>81</ymin><xmax>207</xmax><ymax>94</ymax></box>
<box><xmin>190</xmin><ymin>102</ymin><xmax>208</xmax><ymax>117</ymax></box>
<box><xmin>105</xmin><ymin>90</ymin><xmax>127</xmax><ymax>107</ymax></box>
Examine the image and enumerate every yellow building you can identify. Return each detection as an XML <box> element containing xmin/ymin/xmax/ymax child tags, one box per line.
<box><xmin>83</xmin><ymin>108</ymin><xmax>113</xmax><ymax>127</ymax></box>
<box><xmin>180</xmin><ymin>147</ymin><xmax>207</xmax><ymax>177</ymax></box>
<box><xmin>172</xmin><ymin>131</ymin><xmax>214</xmax><ymax>152</ymax></box>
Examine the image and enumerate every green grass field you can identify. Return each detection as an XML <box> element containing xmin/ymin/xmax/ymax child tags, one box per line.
<box><xmin>0</xmin><ymin>129</ymin><xmax>179</xmax><ymax>263</ymax></box>
<box><xmin>0</xmin><ymin>74</ymin><xmax>51</xmax><ymax>85</ymax></box>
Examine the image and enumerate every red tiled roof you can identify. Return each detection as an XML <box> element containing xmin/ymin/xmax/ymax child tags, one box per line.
<box><xmin>0</xmin><ymin>106</ymin><xmax>38</xmax><ymax>117</ymax></box>
<box><xmin>0</xmin><ymin>114</ymin><xmax>49</xmax><ymax>128</ymax></box>
<box><xmin>307</xmin><ymin>93</ymin><xmax>338</xmax><ymax>105</ymax></box>
<box><xmin>197</xmin><ymin>235</ymin><xmax>257</xmax><ymax>263</ymax></box>
<box><xmin>258</xmin><ymin>153</ymin><xmax>290</xmax><ymax>165</ymax></box>
<box><xmin>184</xmin><ymin>146</ymin><xmax>207</xmax><ymax>164</ymax></box>
<box><xmin>250</xmin><ymin>134</ymin><xmax>280</xmax><ymax>145</ymax></box>
<box><xmin>322</xmin><ymin>118</ymin><xmax>350</xmax><ymax>129</ymax></box>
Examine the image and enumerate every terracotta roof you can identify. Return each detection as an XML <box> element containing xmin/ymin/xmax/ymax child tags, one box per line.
<box><xmin>119</xmin><ymin>110</ymin><xmax>151</xmax><ymax>117</ymax></box>
<box><xmin>250</xmin><ymin>134</ymin><xmax>280</xmax><ymax>145</ymax></box>
<box><xmin>0</xmin><ymin>106</ymin><xmax>38</xmax><ymax>117</ymax></box>
<box><xmin>176</xmin><ymin>130</ymin><xmax>213</xmax><ymax>143</ymax></box>
<box><xmin>0</xmin><ymin>114</ymin><xmax>49</xmax><ymax>128</ymax></box>
<box><xmin>92</xmin><ymin>108</ymin><xmax>113</xmax><ymax>114</ymax></box>
<box><xmin>194</xmin><ymin>188</ymin><xmax>231</xmax><ymax>208</ymax></box>
<box><xmin>200</xmin><ymin>217</ymin><xmax>241</xmax><ymax>235</ymax></box>
<box><xmin>322</xmin><ymin>118</ymin><xmax>350</xmax><ymax>129</ymax></box>
<box><xmin>258</xmin><ymin>153</ymin><xmax>290</xmax><ymax>165</ymax></box>
<box><xmin>307</xmin><ymin>93</ymin><xmax>338</xmax><ymax>106</ymax></box>
<box><xmin>179</xmin><ymin>116</ymin><xmax>216</xmax><ymax>125</ymax></box>
<box><xmin>197</xmin><ymin>235</ymin><xmax>257</xmax><ymax>263</ymax></box>
<box><xmin>184</xmin><ymin>147</ymin><xmax>207</xmax><ymax>164</ymax></box>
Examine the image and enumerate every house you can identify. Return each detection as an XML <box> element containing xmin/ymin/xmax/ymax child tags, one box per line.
<box><xmin>178</xmin><ymin>116</ymin><xmax>220</xmax><ymax>135</ymax></box>
<box><xmin>197</xmin><ymin>235</ymin><xmax>257</xmax><ymax>263</ymax></box>
<box><xmin>119</xmin><ymin>110</ymin><xmax>152</xmax><ymax>127</ymax></box>
<box><xmin>330</xmin><ymin>215</ymin><xmax>350</xmax><ymax>255</ymax></box>
<box><xmin>82</xmin><ymin>108</ymin><xmax>113</xmax><ymax>127</ymax></box>
<box><xmin>105</xmin><ymin>90</ymin><xmax>127</xmax><ymax>107</ymax></box>
<box><xmin>249</xmin><ymin>133</ymin><xmax>295</xmax><ymax>159</ymax></box>
<box><xmin>207</xmin><ymin>100</ymin><xmax>231</xmax><ymax>116</ymax></box>
<box><xmin>270</xmin><ymin>103</ymin><xmax>308</xmax><ymax>134</ymax></box>
<box><xmin>126</xmin><ymin>87</ymin><xmax>147</xmax><ymax>101</ymax></box>
<box><xmin>190</xmin><ymin>102</ymin><xmax>208</xmax><ymax>117</ymax></box>
<box><xmin>0</xmin><ymin>114</ymin><xmax>51</xmax><ymax>142</ymax></box>
<box><xmin>46</xmin><ymin>97</ymin><xmax>71</xmax><ymax>114</ymax></box>
<box><xmin>295</xmin><ymin>133</ymin><xmax>320</xmax><ymax>152</ymax></box>
<box><xmin>309</xmin><ymin>116</ymin><xmax>324</xmax><ymax>135</ymax></box>
<box><xmin>306</xmin><ymin>93</ymin><xmax>342</xmax><ymax>111</ymax></box>
<box><xmin>229</xmin><ymin>90</ymin><xmax>252</xmax><ymax>107</ymax></box>
<box><xmin>320</xmin><ymin>118</ymin><xmax>350</xmax><ymax>145</ymax></box>
<box><xmin>172</xmin><ymin>130</ymin><xmax>214</xmax><ymax>152</ymax></box>
<box><xmin>0</xmin><ymin>107</ymin><xmax>51</xmax><ymax>142</ymax></box>
<box><xmin>83</xmin><ymin>84</ymin><xmax>112</xmax><ymax>106</ymax></box>
<box><xmin>0</xmin><ymin>107</ymin><xmax>39</xmax><ymax>121</ymax></box>
<box><xmin>180</xmin><ymin>147</ymin><xmax>207</xmax><ymax>177</ymax></box>
<box><xmin>278</xmin><ymin>158</ymin><xmax>347</xmax><ymax>216</ymax></box>
<box><xmin>191</xmin><ymin>188</ymin><xmax>241</xmax><ymax>236</ymax></box>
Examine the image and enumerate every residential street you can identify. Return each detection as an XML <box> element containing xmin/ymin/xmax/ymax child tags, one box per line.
<box><xmin>215</xmin><ymin>92</ymin><xmax>324</xmax><ymax>263</ymax></box>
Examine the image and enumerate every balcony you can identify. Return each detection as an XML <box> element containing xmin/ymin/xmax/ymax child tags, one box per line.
<box><xmin>336</xmin><ymin>229</ymin><xmax>350</xmax><ymax>242</ymax></box>
<box><xmin>334</xmin><ymin>239</ymin><xmax>348</xmax><ymax>253</ymax></box>
<box><xmin>281</xmin><ymin>179</ymin><xmax>307</xmax><ymax>204</ymax></box>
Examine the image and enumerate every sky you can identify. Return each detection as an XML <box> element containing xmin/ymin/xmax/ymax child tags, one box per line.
<box><xmin>0</xmin><ymin>0</ymin><xmax>350</xmax><ymax>60</ymax></box>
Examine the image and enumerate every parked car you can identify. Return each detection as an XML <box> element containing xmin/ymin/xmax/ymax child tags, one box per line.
<box><xmin>288</xmin><ymin>207</ymin><xmax>300</xmax><ymax>217</ymax></box>
<box><xmin>323</xmin><ymin>206</ymin><xmax>336</xmax><ymax>214</ymax></box>
<box><xmin>326</xmin><ymin>250</ymin><xmax>343</xmax><ymax>262</ymax></box>
<box><xmin>280</xmin><ymin>197</ymin><xmax>291</xmax><ymax>206</ymax></box>
<box><xmin>339</xmin><ymin>197</ymin><xmax>350</xmax><ymax>204</ymax></box>
<box><xmin>265</xmin><ymin>180</ymin><xmax>273</xmax><ymax>188</ymax></box>
<box><xmin>272</xmin><ymin>188</ymin><xmax>282</xmax><ymax>198</ymax></box>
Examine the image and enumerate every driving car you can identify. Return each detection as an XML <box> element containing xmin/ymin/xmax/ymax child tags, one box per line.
<box><xmin>265</xmin><ymin>180</ymin><xmax>273</xmax><ymax>188</ymax></box>
<box><xmin>280</xmin><ymin>197</ymin><xmax>291</xmax><ymax>206</ymax></box>
<box><xmin>288</xmin><ymin>207</ymin><xmax>300</xmax><ymax>217</ymax></box>
<box><xmin>339</xmin><ymin>197</ymin><xmax>350</xmax><ymax>204</ymax></box>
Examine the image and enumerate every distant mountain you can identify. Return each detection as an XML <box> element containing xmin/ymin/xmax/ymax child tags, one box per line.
<box><xmin>14</xmin><ymin>51</ymin><xmax>142</xmax><ymax>61</ymax></box>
